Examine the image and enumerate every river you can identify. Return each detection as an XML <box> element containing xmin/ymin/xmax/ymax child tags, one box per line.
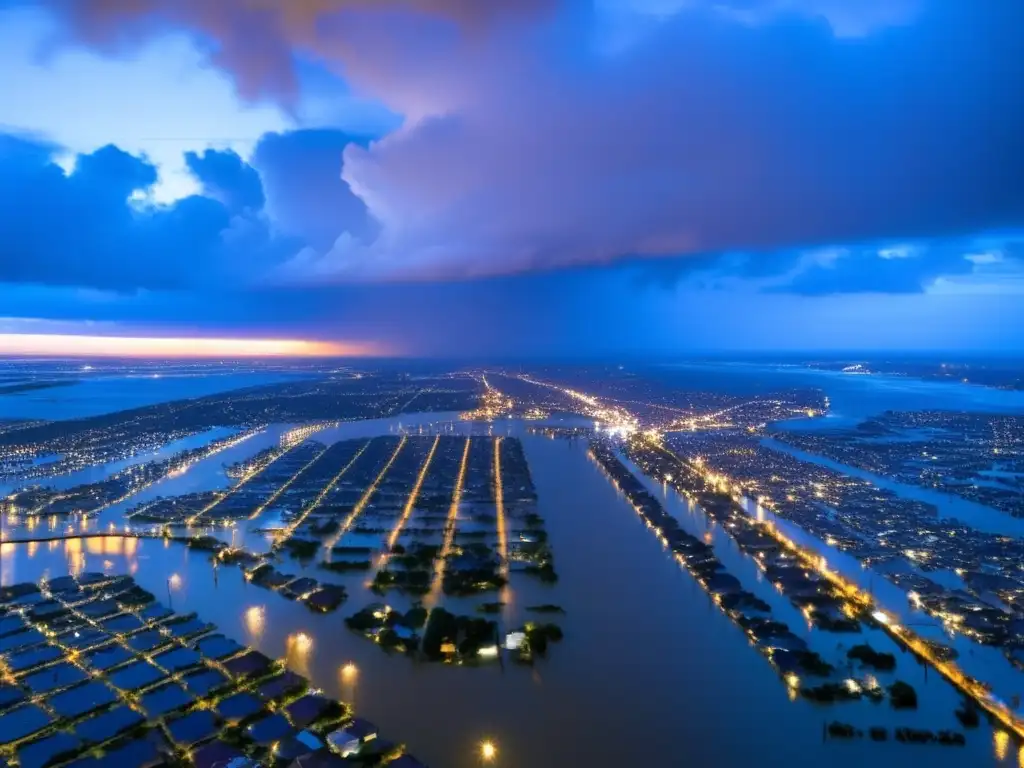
<box><xmin>760</xmin><ymin>437</ymin><xmax>1024</xmax><ymax>538</ymax></box>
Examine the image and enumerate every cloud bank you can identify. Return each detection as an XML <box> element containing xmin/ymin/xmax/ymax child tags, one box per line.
<box><xmin>14</xmin><ymin>0</ymin><xmax>1024</xmax><ymax>290</ymax></box>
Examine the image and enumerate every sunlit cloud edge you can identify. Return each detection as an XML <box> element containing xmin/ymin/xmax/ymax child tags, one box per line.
<box><xmin>0</xmin><ymin>333</ymin><xmax>387</xmax><ymax>358</ymax></box>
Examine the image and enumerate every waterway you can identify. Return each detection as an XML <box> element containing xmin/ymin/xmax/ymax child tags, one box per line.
<box><xmin>614</xmin><ymin>450</ymin><xmax>1024</xmax><ymax>733</ymax></box>
<box><xmin>662</xmin><ymin>362</ymin><xmax>1024</xmax><ymax>430</ymax></box>
<box><xmin>1</xmin><ymin>418</ymin><xmax>1019</xmax><ymax>767</ymax></box>
<box><xmin>760</xmin><ymin>438</ymin><xmax>1024</xmax><ymax>538</ymax></box>
<box><xmin>617</xmin><ymin>449</ymin><xmax>1023</xmax><ymax>746</ymax></box>
<box><xmin>0</xmin><ymin>427</ymin><xmax>239</xmax><ymax>497</ymax></box>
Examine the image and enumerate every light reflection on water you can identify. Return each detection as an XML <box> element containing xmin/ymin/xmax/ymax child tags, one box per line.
<box><xmin>286</xmin><ymin>631</ymin><xmax>314</xmax><ymax>679</ymax></box>
<box><xmin>1</xmin><ymin>428</ymin><xmax>1019</xmax><ymax>766</ymax></box>
<box><xmin>622</xmin><ymin>452</ymin><xmax>1024</xmax><ymax>748</ymax></box>
<box><xmin>245</xmin><ymin>604</ymin><xmax>266</xmax><ymax>643</ymax></box>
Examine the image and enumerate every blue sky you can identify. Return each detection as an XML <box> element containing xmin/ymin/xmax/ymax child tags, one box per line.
<box><xmin>1</xmin><ymin>0</ymin><xmax>1022</xmax><ymax>356</ymax></box>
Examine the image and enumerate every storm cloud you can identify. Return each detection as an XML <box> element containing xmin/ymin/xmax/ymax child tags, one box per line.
<box><xmin>0</xmin><ymin>134</ymin><xmax>297</xmax><ymax>291</ymax></box>
<box><xmin>29</xmin><ymin>1</ymin><xmax>1024</xmax><ymax>285</ymax></box>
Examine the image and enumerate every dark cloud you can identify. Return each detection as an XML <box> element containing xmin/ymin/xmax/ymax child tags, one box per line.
<box><xmin>0</xmin><ymin>129</ymin><xmax>394</xmax><ymax>293</ymax></box>
<box><xmin>37</xmin><ymin>0</ymin><xmax>559</xmax><ymax>107</ymax></box>
<box><xmin>251</xmin><ymin>129</ymin><xmax>375</xmax><ymax>250</ymax></box>
<box><xmin>776</xmin><ymin>245</ymin><xmax>976</xmax><ymax>295</ymax></box>
<box><xmin>635</xmin><ymin>238</ymin><xmax>991</xmax><ymax>295</ymax></box>
<box><xmin>4</xmin><ymin>259</ymin><xmax>1024</xmax><ymax>355</ymax></box>
<box><xmin>0</xmin><ymin>133</ymin><xmax>291</xmax><ymax>291</ymax></box>
<box><xmin>0</xmin><ymin>134</ymin><xmax>203</xmax><ymax>290</ymax></box>
<box><xmin>24</xmin><ymin>1</ymin><xmax>1024</xmax><ymax>285</ymax></box>
<box><xmin>184</xmin><ymin>149</ymin><xmax>265</xmax><ymax>212</ymax></box>
<box><xmin>293</xmin><ymin>1</ymin><xmax>1024</xmax><ymax>280</ymax></box>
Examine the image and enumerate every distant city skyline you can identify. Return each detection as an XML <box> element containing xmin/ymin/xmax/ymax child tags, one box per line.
<box><xmin>1</xmin><ymin>1</ymin><xmax>1022</xmax><ymax>356</ymax></box>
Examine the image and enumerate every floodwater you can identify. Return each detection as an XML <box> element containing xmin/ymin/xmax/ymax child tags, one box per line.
<box><xmin>618</xmin><ymin>450</ymin><xmax>1023</xmax><ymax>749</ymax></box>
<box><xmin>760</xmin><ymin>437</ymin><xmax>1024</xmax><ymax>538</ymax></box>
<box><xmin>663</xmin><ymin>362</ymin><xmax>1024</xmax><ymax>429</ymax></box>
<box><xmin>0</xmin><ymin>371</ymin><xmax>302</xmax><ymax>420</ymax></box>
<box><xmin>0</xmin><ymin>427</ymin><xmax>238</xmax><ymax>497</ymax></box>
<box><xmin>89</xmin><ymin>424</ymin><xmax>305</xmax><ymax>532</ymax></box>
<box><xmin>2</xmin><ymin>420</ymin><xmax>1019</xmax><ymax>767</ymax></box>
<box><xmin>725</xmin><ymin>492</ymin><xmax>1024</xmax><ymax>710</ymax></box>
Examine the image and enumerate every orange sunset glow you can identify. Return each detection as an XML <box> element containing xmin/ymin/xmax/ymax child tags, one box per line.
<box><xmin>0</xmin><ymin>333</ymin><xmax>383</xmax><ymax>358</ymax></box>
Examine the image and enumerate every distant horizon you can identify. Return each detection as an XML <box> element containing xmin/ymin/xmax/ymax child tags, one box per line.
<box><xmin>1</xmin><ymin>350</ymin><xmax>1022</xmax><ymax>364</ymax></box>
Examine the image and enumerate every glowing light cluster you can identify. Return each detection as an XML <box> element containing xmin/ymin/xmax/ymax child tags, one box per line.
<box><xmin>480</xmin><ymin>741</ymin><xmax>497</xmax><ymax>762</ymax></box>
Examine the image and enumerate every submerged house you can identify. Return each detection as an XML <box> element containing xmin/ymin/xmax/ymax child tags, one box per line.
<box><xmin>327</xmin><ymin>718</ymin><xmax>379</xmax><ymax>757</ymax></box>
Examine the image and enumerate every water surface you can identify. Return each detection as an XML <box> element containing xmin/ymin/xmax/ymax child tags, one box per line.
<box><xmin>2</xmin><ymin>427</ymin><xmax>1016</xmax><ymax>767</ymax></box>
<box><xmin>0</xmin><ymin>427</ymin><xmax>238</xmax><ymax>497</ymax></box>
<box><xmin>664</xmin><ymin>362</ymin><xmax>1024</xmax><ymax>428</ymax></box>
<box><xmin>761</xmin><ymin>437</ymin><xmax>1024</xmax><ymax>538</ymax></box>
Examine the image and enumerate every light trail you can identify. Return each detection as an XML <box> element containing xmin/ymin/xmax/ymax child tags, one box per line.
<box><xmin>247</xmin><ymin>443</ymin><xmax>333</xmax><ymax>522</ymax></box>
<box><xmin>276</xmin><ymin>441</ymin><xmax>371</xmax><ymax>543</ymax></box>
<box><xmin>494</xmin><ymin>437</ymin><xmax>508</xmax><ymax>578</ymax></box>
<box><xmin>430</xmin><ymin>437</ymin><xmax>471</xmax><ymax>598</ymax></box>
<box><xmin>322</xmin><ymin>437</ymin><xmax>408</xmax><ymax>559</ymax></box>
<box><xmin>377</xmin><ymin>436</ymin><xmax>440</xmax><ymax>569</ymax></box>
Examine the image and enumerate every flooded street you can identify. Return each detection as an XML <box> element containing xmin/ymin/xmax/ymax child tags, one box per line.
<box><xmin>2</xmin><ymin>420</ymin><xmax>1017</xmax><ymax>766</ymax></box>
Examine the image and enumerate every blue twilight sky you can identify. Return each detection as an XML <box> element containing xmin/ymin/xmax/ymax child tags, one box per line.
<box><xmin>1</xmin><ymin>0</ymin><xmax>1022</xmax><ymax>356</ymax></box>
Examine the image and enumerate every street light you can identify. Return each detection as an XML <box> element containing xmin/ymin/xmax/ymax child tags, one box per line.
<box><xmin>479</xmin><ymin>740</ymin><xmax>496</xmax><ymax>763</ymax></box>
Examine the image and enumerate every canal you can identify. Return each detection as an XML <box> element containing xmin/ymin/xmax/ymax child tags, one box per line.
<box><xmin>761</xmin><ymin>437</ymin><xmax>1024</xmax><ymax>538</ymax></box>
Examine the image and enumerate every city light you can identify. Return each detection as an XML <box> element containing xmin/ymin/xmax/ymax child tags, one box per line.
<box><xmin>278</xmin><ymin>441</ymin><xmax>370</xmax><ymax>541</ymax></box>
<box><xmin>381</xmin><ymin>436</ymin><xmax>440</xmax><ymax>562</ymax></box>
<box><xmin>480</xmin><ymin>740</ymin><xmax>497</xmax><ymax>762</ymax></box>
<box><xmin>494</xmin><ymin>437</ymin><xmax>509</xmax><ymax>579</ymax></box>
<box><xmin>432</xmin><ymin>438</ymin><xmax>472</xmax><ymax>596</ymax></box>
<box><xmin>323</xmin><ymin>437</ymin><xmax>408</xmax><ymax>555</ymax></box>
<box><xmin>342</xmin><ymin>662</ymin><xmax>358</xmax><ymax>680</ymax></box>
